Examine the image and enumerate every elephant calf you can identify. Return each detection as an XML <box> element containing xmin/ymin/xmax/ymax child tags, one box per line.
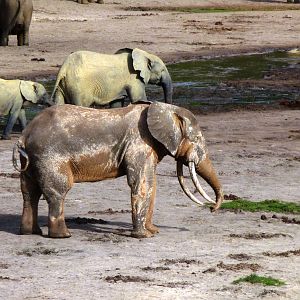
<box><xmin>0</xmin><ymin>79</ymin><xmax>49</xmax><ymax>140</ymax></box>
<box><xmin>13</xmin><ymin>102</ymin><xmax>223</xmax><ymax>239</ymax></box>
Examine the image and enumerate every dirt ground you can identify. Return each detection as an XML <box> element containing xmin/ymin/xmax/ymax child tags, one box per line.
<box><xmin>0</xmin><ymin>1</ymin><xmax>300</xmax><ymax>299</ymax></box>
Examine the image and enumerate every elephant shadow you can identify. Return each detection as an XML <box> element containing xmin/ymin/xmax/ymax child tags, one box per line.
<box><xmin>0</xmin><ymin>214</ymin><xmax>189</xmax><ymax>238</ymax></box>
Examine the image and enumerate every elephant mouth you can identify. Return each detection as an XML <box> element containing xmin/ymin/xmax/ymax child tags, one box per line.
<box><xmin>176</xmin><ymin>160</ymin><xmax>216</xmax><ymax>206</ymax></box>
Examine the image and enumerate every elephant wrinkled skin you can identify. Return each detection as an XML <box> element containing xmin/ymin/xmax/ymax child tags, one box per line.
<box><xmin>0</xmin><ymin>79</ymin><xmax>49</xmax><ymax>140</ymax></box>
<box><xmin>51</xmin><ymin>48</ymin><xmax>173</xmax><ymax>107</ymax></box>
<box><xmin>0</xmin><ymin>0</ymin><xmax>33</xmax><ymax>46</ymax></box>
<box><xmin>14</xmin><ymin>102</ymin><xmax>223</xmax><ymax>239</ymax></box>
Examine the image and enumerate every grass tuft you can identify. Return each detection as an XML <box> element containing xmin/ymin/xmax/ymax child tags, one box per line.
<box><xmin>233</xmin><ymin>274</ymin><xmax>285</xmax><ymax>286</ymax></box>
<box><xmin>221</xmin><ymin>199</ymin><xmax>300</xmax><ymax>214</ymax></box>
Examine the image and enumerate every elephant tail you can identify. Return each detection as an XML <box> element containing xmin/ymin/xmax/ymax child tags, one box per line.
<box><xmin>12</xmin><ymin>139</ymin><xmax>29</xmax><ymax>172</ymax></box>
<box><xmin>51</xmin><ymin>65</ymin><xmax>68</xmax><ymax>105</ymax></box>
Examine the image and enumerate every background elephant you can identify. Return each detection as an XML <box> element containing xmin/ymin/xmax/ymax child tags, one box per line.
<box><xmin>0</xmin><ymin>79</ymin><xmax>49</xmax><ymax>139</ymax></box>
<box><xmin>0</xmin><ymin>0</ymin><xmax>33</xmax><ymax>46</ymax></box>
<box><xmin>76</xmin><ymin>0</ymin><xmax>103</xmax><ymax>3</ymax></box>
<box><xmin>51</xmin><ymin>48</ymin><xmax>173</xmax><ymax>107</ymax></box>
<box><xmin>14</xmin><ymin>102</ymin><xmax>223</xmax><ymax>239</ymax></box>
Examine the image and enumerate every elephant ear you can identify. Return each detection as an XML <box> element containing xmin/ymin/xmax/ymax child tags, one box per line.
<box><xmin>132</xmin><ymin>48</ymin><xmax>152</xmax><ymax>84</ymax></box>
<box><xmin>20</xmin><ymin>81</ymin><xmax>38</xmax><ymax>103</ymax></box>
<box><xmin>147</xmin><ymin>101</ymin><xmax>190</xmax><ymax>156</ymax></box>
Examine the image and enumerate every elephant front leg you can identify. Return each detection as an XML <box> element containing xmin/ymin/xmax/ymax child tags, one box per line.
<box><xmin>1</xmin><ymin>111</ymin><xmax>19</xmax><ymax>139</ymax></box>
<box><xmin>128</xmin><ymin>156</ymin><xmax>158</xmax><ymax>238</ymax></box>
<box><xmin>145</xmin><ymin>174</ymin><xmax>159</xmax><ymax>234</ymax></box>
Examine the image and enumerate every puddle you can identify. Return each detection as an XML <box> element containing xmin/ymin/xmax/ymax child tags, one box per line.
<box><xmin>164</xmin><ymin>50</ymin><xmax>300</xmax><ymax>110</ymax></box>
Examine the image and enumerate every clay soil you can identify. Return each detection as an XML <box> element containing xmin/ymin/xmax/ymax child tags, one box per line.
<box><xmin>0</xmin><ymin>1</ymin><xmax>300</xmax><ymax>299</ymax></box>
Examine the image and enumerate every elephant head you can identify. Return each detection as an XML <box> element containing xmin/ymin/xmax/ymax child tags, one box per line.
<box><xmin>118</xmin><ymin>48</ymin><xmax>173</xmax><ymax>103</ymax></box>
<box><xmin>147</xmin><ymin>102</ymin><xmax>224</xmax><ymax>211</ymax></box>
<box><xmin>20</xmin><ymin>81</ymin><xmax>50</xmax><ymax>106</ymax></box>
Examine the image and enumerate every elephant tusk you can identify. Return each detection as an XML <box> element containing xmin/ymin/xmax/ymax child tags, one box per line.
<box><xmin>188</xmin><ymin>162</ymin><xmax>216</xmax><ymax>204</ymax></box>
<box><xmin>176</xmin><ymin>161</ymin><xmax>204</xmax><ymax>206</ymax></box>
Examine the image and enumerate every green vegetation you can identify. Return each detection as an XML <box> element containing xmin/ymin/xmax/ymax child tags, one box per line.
<box><xmin>221</xmin><ymin>199</ymin><xmax>300</xmax><ymax>214</ymax></box>
<box><xmin>233</xmin><ymin>274</ymin><xmax>285</xmax><ymax>286</ymax></box>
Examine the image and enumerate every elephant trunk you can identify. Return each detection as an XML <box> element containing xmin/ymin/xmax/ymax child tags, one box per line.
<box><xmin>195</xmin><ymin>155</ymin><xmax>224</xmax><ymax>211</ymax></box>
<box><xmin>161</xmin><ymin>71</ymin><xmax>173</xmax><ymax>104</ymax></box>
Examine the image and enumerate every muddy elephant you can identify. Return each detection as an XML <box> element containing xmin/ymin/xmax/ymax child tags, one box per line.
<box><xmin>0</xmin><ymin>79</ymin><xmax>49</xmax><ymax>139</ymax></box>
<box><xmin>51</xmin><ymin>48</ymin><xmax>173</xmax><ymax>107</ymax></box>
<box><xmin>13</xmin><ymin>102</ymin><xmax>223</xmax><ymax>239</ymax></box>
<box><xmin>76</xmin><ymin>0</ymin><xmax>103</xmax><ymax>3</ymax></box>
<box><xmin>0</xmin><ymin>0</ymin><xmax>33</xmax><ymax>46</ymax></box>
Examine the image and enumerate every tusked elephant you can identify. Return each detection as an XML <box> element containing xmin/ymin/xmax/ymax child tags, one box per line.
<box><xmin>13</xmin><ymin>101</ymin><xmax>223</xmax><ymax>239</ymax></box>
<box><xmin>51</xmin><ymin>48</ymin><xmax>173</xmax><ymax>107</ymax></box>
<box><xmin>0</xmin><ymin>79</ymin><xmax>49</xmax><ymax>140</ymax></box>
<box><xmin>0</xmin><ymin>0</ymin><xmax>33</xmax><ymax>46</ymax></box>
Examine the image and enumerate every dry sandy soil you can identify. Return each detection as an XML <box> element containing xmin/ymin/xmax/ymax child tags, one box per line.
<box><xmin>0</xmin><ymin>1</ymin><xmax>300</xmax><ymax>299</ymax></box>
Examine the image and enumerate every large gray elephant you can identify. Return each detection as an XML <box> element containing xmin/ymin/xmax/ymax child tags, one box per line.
<box><xmin>51</xmin><ymin>48</ymin><xmax>173</xmax><ymax>107</ymax></box>
<box><xmin>0</xmin><ymin>79</ymin><xmax>49</xmax><ymax>140</ymax></box>
<box><xmin>13</xmin><ymin>102</ymin><xmax>223</xmax><ymax>239</ymax></box>
<box><xmin>0</xmin><ymin>0</ymin><xmax>33</xmax><ymax>46</ymax></box>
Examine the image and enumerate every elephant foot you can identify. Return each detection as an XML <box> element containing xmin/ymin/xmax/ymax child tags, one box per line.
<box><xmin>48</xmin><ymin>218</ymin><xmax>71</xmax><ymax>238</ymax></box>
<box><xmin>146</xmin><ymin>223</ymin><xmax>159</xmax><ymax>234</ymax></box>
<box><xmin>1</xmin><ymin>135</ymin><xmax>11</xmax><ymax>140</ymax></box>
<box><xmin>20</xmin><ymin>225</ymin><xmax>43</xmax><ymax>236</ymax></box>
<box><xmin>131</xmin><ymin>229</ymin><xmax>153</xmax><ymax>239</ymax></box>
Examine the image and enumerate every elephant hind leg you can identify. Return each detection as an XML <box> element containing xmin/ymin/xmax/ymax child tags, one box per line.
<box><xmin>20</xmin><ymin>174</ymin><xmax>42</xmax><ymax>235</ymax></box>
<box><xmin>42</xmin><ymin>168</ymin><xmax>73</xmax><ymax>238</ymax></box>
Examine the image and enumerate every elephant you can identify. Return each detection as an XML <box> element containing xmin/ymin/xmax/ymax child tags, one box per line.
<box><xmin>13</xmin><ymin>101</ymin><xmax>224</xmax><ymax>239</ymax></box>
<box><xmin>76</xmin><ymin>0</ymin><xmax>103</xmax><ymax>3</ymax></box>
<box><xmin>0</xmin><ymin>0</ymin><xmax>33</xmax><ymax>46</ymax></box>
<box><xmin>0</xmin><ymin>79</ymin><xmax>50</xmax><ymax>140</ymax></box>
<box><xmin>51</xmin><ymin>48</ymin><xmax>173</xmax><ymax>107</ymax></box>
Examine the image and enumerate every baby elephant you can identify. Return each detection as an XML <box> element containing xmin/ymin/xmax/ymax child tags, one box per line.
<box><xmin>0</xmin><ymin>79</ymin><xmax>49</xmax><ymax>140</ymax></box>
<box><xmin>13</xmin><ymin>102</ymin><xmax>224</xmax><ymax>238</ymax></box>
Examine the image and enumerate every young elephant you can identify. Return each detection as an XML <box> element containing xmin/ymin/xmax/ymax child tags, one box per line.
<box><xmin>0</xmin><ymin>79</ymin><xmax>49</xmax><ymax>140</ymax></box>
<box><xmin>13</xmin><ymin>102</ymin><xmax>223</xmax><ymax>238</ymax></box>
<box><xmin>51</xmin><ymin>48</ymin><xmax>173</xmax><ymax>107</ymax></box>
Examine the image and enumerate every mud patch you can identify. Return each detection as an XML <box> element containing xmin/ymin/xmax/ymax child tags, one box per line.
<box><xmin>228</xmin><ymin>253</ymin><xmax>252</xmax><ymax>261</ymax></box>
<box><xmin>85</xmin><ymin>233</ymin><xmax>128</xmax><ymax>244</ymax></box>
<box><xmin>263</xmin><ymin>249</ymin><xmax>300</xmax><ymax>257</ymax></box>
<box><xmin>16</xmin><ymin>247</ymin><xmax>83</xmax><ymax>257</ymax></box>
<box><xmin>259</xmin><ymin>289</ymin><xmax>286</xmax><ymax>298</ymax></box>
<box><xmin>0</xmin><ymin>172</ymin><xmax>19</xmax><ymax>179</ymax></box>
<box><xmin>0</xmin><ymin>263</ymin><xmax>9</xmax><ymax>269</ymax></box>
<box><xmin>229</xmin><ymin>233</ymin><xmax>291</xmax><ymax>240</ymax></box>
<box><xmin>217</xmin><ymin>261</ymin><xmax>261</xmax><ymax>272</ymax></box>
<box><xmin>65</xmin><ymin>217</ymin><xmax>107</xmax><ymax>225</ymax></box>
<box><xmin>160</xmin><ymin>258</ymin><xmax>202</xmax><ymax>266</ymax></box>
<box><xmin>141</xmin><ymin>266</ymin><xmax>171</xmax><ymax>272</ymax></box>
<box><xmin>154</xmin><ymin>281</ymin><xmax>193</xmax><ymax>288</ymax></box>
<box><xmin>0</xmin><ymin>276</ymin><xmax>18</xmax><ymax>281</ymax></box>
<box><xmin>104</xmin><ymin>275</ymin><xmax>152</xmax><ymax>284</ymax></box>
<box><xmin>260</xmin><ymin>214</ymin><xmax>300</xmax><ymax>225</ymax></box>
<box><xmin>88</xmin><ymin>209</ymin><xmax>131</xmax><ymax>215</ymax></box>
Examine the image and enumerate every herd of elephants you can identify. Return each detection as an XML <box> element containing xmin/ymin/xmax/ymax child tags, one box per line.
<box><xmin>1</xmin><ymin>0</ymin><xmax>226</xmax><ymax>239</ymax></box>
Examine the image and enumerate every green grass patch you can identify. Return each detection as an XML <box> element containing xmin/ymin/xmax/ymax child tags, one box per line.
<box><xmin>233</xmin><ymin>274</ymin><xmax>285</xmax><ymax>286</ymax></box>
<box><xmin>221</xmin><ymin>199</ymin><xmax>300</xmax><ymax>214</ymax></box>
